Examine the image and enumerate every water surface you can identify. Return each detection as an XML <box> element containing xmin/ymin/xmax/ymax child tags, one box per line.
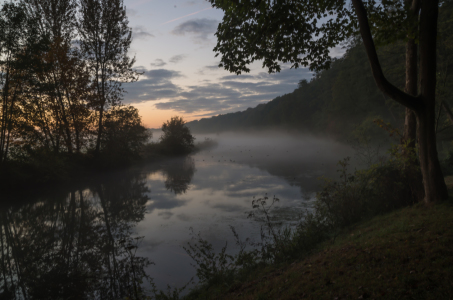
<box><xmin>0</xmin><ymin>133</ymin><xmax>354</xmax><ymax>298</ymax></box>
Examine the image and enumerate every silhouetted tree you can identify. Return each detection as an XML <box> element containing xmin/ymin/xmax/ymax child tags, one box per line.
<box><xmin>78</xmin><ymin>0</ymin><xmax>139</xmax><ymax>155</ymax></box>
<box><xmin>101</xmin><ymin>105</ymin><xmax>150</xmax><ymax>162</ymax></box>
<box><xmin>160</xmin><ymin>116</ymin><xmax>195</xmax><ymax>155</ymax></box>
<box><xmin>0</xmin><ymin>2</ymin><xmax>48</xmax><ymax>167</ymax></box>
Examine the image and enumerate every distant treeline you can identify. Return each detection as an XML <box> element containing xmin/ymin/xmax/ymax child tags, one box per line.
<box><xmin>187</xmin><ymin>2</ymin><xmax>453</xmax><ymax>147</ymax></box>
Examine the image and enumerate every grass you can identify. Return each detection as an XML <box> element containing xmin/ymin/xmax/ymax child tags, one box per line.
<box><xmin>187</xmin><ymin>181</ymin><xmax>453</xmax><ymax>300</ymax></box>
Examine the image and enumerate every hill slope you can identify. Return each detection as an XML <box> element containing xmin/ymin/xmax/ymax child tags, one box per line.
<box><xmin>188</xmin><ymin>183</ymin><xmax>453</xmax><ymax>300</ymax></box>
<box><xmin>187</xmin><ymin>3</ymin><xmax>453</xmax><ymax>145</ymax></box>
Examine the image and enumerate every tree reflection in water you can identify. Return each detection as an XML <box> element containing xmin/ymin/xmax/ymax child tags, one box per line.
<box><xmin>0</xmin><ymin>173</ymin><xmax>152</xmax><ymax>300</ymax></box>
<box><xmin>162</xmin><ymin>157</ymin><xmax>195</xmax><ymax>195</ymax></box>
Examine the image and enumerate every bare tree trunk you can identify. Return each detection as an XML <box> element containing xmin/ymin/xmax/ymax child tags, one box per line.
<box><xmin>403</xmin><ymin>41</ymin><xmax>417</xmax><ymax>148</ymax></box>
<box><xmin>0</xmin><ymin>67</ymin><xmax>11</xmax><ymax>167</ymax></box>
<box><xmin>55</xmin><ymin>86</ymin><xmax>74</xmax><ymax>154</ymax></box>
<box><xmin>95</xmin><ymin>103</ymin><xmax>104</xmax><ymax>154</ymax></box>
<box><xmin>403</xmin><ymin>0</ymin><xmax>419</xmax><ymax>149</ymax></box>
<box><xmin>417</xmin><ymin>0</ymin><xmax>448</xmax><ymax>203</ymax></box>
<box><xmin>352</xmin><ymin>0</ymin><xmax>448</xmax><ymax>203</ymax></box>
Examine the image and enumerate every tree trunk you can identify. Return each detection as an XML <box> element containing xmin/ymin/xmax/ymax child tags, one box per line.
<box><xmin>352</xmin><ymin>0</ymin><xmax>448</xmax><ymax>203</ymax></box>
<box><xmin>417</xmin><ymin>0</ymin><xmax>448</xmax><ymax>203</ymax></box>
<box><xmin>403</xmin><ymin>0</ymin><xmax>419</xmax><ymax>149</ymax></box>
<box><xmin>95</xmin><ymin>103</ymin><xmax>104</xmax><ymax>154</ymax></box>
<box><xmin>403</xmin><ymin>42</ymin><xmax>417</xmax><ymax>148</ymax></box>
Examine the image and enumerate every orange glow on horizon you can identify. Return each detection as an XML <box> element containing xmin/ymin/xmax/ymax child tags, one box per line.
<box><xmin>132</xmin><ymin>102</ymin><xmax>204</xmax><ymax>129</ymax></box>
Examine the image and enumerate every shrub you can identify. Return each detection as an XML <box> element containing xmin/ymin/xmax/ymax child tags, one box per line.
<box><xmin>101</xmin><ymin>105</ymin><xmax>150</xmax><ymax>164</ymax></box>
<box><xmin>159</xmin><ymin>116</ymin><xmax>194</xmax><ymax>155</ymax></box>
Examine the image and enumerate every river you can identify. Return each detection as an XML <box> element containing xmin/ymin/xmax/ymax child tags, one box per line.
<box><xmin>0</xmin><ymin>132</ymin><xmax>354</xmax><ymax>299</ymax></box>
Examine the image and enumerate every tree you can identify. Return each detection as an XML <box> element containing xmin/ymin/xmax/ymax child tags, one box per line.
<box><xmin>0</xmin><ymin>2</ymin><xmax>48</xmax><ymax>167</ymax></box>
<box><xmin>101</xmin><ymin>105</ymin><xmax>150</xmax><ymax>160</ymax></box>
<box><xmin>23</xmin><ymin>0</ymin><xmax>89</xmax><ymax>154</ymax></box>
<box><xmin>160</xmin><ymin>116</ymin><xmax>195</xmax><ymax>155</ymax></box>
<box><xmin>208</xmin><ymin>0</ymin><xmax>448</xmax><ymax>203</ymax></box>
<box><xmin>78</xmin><ymin>0</ymin><xmax>139</xmax><ymax>155</ymax></box>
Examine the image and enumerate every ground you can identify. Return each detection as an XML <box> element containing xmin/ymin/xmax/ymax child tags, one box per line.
<box><xmin>193</xmin><ymin>177</ymin><xmax>453</xmax><ymax>300</ymax></box>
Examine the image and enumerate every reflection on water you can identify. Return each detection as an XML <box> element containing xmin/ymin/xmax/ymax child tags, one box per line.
<box><xmin>0</xmin><ymin>133</ymin><xmax>354</xmax><ymax>298</ymax></box>
<box><xmin>162</xmin><ymin>157</ymin><xmax>196</xmax><ymax>195</ymax></box>
<box><xmin>0</xmin><ymin>173</ymin><xmax>151</xmax><ymax>299</ymax></box>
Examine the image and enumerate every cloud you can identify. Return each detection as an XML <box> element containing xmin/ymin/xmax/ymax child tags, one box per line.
<box><xmin>123</xmin><ymin>68</ymin><xmax>183</xmax><ymax>101</ymax></box>
<box><xmin>132</xmin><ymin>26</ymin><xmax>154</xmax><ymax>39</ymax></box>
<box><xmin>169</xmin><ymin>54</ymin><xmax>187</xmax><ymax>64</ymax></box>
<box><xmin>151</xmin><ymin>59</ymin><xmax>167</xmax><ymax>67</ymax></box>
<box><xmin>124</xmin><ymin>66</ymin><xmax>313</xmax><ymax>116</ymax></box>
<box><xmin>196</xmin><ymin>63</ymin><xmax>222</xmax><ymax>75</ymax></box>
<box><xmin>156</xmin><ymin>67</ymin><xmax>313</xmax><ymax>114</ymax></box>
<box><xmin>204</xmin><ymin>64</ymin><xmax>220</xmax><ymax>70</ymax></box>
<box><xmin>158</xmin><ymin>211</ymin><xmax>174</xmax><ymax>220</ymax></box>
<box><xmin>171</xmin><ymin>18</ymin><xmax>218</xmax><ymax>42</ymax></box>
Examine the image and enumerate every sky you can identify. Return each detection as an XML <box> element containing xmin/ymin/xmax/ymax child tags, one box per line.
<box><xmin>122</xmin><ymin>0</ymin><xmax>320</xmax><ymax>128</ymax></box>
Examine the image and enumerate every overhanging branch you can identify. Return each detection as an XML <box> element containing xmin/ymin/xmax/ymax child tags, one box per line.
<box><xmin>351</xmin><ymin>0</ymin><xmax>423</xmax><ymax>112</ymax></box>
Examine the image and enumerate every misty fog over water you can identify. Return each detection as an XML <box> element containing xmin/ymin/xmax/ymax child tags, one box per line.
<box><xmin>1</xmin><ymin>132</ymin><xmax>356</xmax><ymax>296</ymax></box>
<box><xmin>139</xmin><ymin>132</ymin><xmax>355</xmax><ymax>290</ymax></box>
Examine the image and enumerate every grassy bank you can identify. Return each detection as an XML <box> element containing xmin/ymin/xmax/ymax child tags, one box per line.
<box><xmin>185</xmin><ymin>181</ymin><xmax>453</xmax><ymax>300</ymax></box>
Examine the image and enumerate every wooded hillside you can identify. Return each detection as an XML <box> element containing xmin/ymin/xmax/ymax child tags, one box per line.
<box><xmin>187</xmin><ymin>2</ymin><xmax>453</xmax><ymax>149</ymax></box>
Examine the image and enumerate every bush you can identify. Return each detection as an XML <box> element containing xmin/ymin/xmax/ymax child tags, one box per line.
<box><xmin>100</xmin><ymin>105</ymin><xmax>150</xmax><ymax>164</ymax></box>
<box><xmin>159</xmin><ymin>116</ymin><xmax>194</xmax><ymax>155</ymax></box>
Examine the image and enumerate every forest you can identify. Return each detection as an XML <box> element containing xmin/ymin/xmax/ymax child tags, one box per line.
<box><xmin>187</xmin><ymin>1</ymin><xmax>453</xmax><ymax>155</ymax></box>
<box><xmin>0</xmin><ymin>0</ymin><xmax>203</xmax><ymax>186</ymax></box>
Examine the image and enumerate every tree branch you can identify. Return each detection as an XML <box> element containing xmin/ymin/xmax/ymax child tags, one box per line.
<box><xmin>351</xmin><ymin>0</ymin><xmax>423</xmax><ymax>112</ymax></box>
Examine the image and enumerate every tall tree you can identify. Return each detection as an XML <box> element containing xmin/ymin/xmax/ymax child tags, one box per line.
<box><xmin>78</xmin><ymin>0</ymin><xmax>139</xmax><ymax>155</ymax></box>
<box><xmin>0</xmin><ymin>2</ymin><xmax>46</xmax><ymax>166</ymax></box>
<box><xmin>208</xmin><ymin>0</ymin><xmax>448</xmax><ymax>203</ymax></box>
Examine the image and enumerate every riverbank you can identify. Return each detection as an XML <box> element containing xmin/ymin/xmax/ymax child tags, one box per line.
<box><xmin>186</xmin><ymin>179</ymin><xmax>453</xmax><ymax>300</ymax></box>
<box><xmin>0</xmin><ymin>138</ymin><xmax>217</xmax><ymax>193</ymax></box>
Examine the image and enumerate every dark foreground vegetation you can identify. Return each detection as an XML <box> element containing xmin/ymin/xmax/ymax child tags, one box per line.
<box><xmin>188</xmin><ymin>196</ymin><xmax>453</xmax><ymax>300</ymax></box>
<box><xmin>175</xmin><ymin>153</ymin><xmax>452</xmax><ymax>300</ymax></box>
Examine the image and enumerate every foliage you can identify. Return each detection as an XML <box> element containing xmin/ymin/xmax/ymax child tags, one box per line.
<box><xmin>184</xmin><ymin>228</ymin><xmax>236</xmax><ymax>285</ymax></box>
<box><xmin>160</xmin><ymin>116</ymin><xmax>195</xmax><ymax>155</ymax></box>
<box><xmin>100</xmin><ymin>105</ymin><xmax>150</xmax><ymax>163</ymax></box>
<box><xmin>208</xmin><ymin>0</ymin><xmax>354</xmax><ymax>73</ymax></box>
<box><xmin>0</xmin><ymin>0</ymin><xmax>146</xmax><ymax>183</ymax></box>
<box><xmin>193</xmin><ymin>201</ymin><xmax>453</xmax><ymax>300</ymax></box>
<box><xmin>78</xmin><ymin>0</ymin><xmax>139</xmax><ymax>153</ymax></box>
<box><xmin>187</xmin><ymin>39</ymin><xmax>409</xmax><ymax>143</ymax></box>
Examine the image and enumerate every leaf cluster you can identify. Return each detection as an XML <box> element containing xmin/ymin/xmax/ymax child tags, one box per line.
<box><xmin>209</xmin><ymin>0</ymin><xmax>355</xmax><ymax>74</ymax></box>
